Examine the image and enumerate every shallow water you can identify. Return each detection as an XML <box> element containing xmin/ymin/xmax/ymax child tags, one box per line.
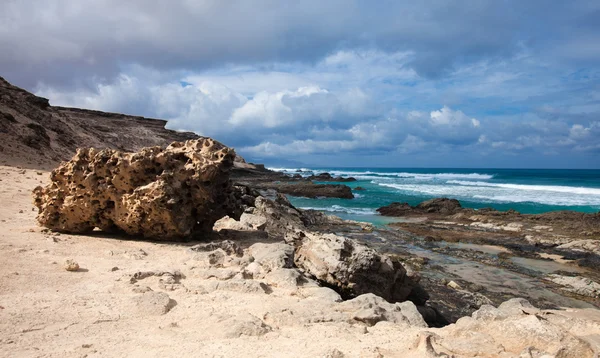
<box><xmin>509</xmin><ymin>256</ymin><xmax>587</xmax><ymax>275</ymax></box>
<box><xmin>352</xmin><ymin>231</ymin><xmax>596</xmax><ymax>309</ymax></box>
<box><xmin>438</xmin><ymin>242</ymin><xmax>510</xmax><ymax>256</ymax></box>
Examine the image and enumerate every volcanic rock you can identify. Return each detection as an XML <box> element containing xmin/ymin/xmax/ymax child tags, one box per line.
<box><xmin>307</xmin><ymin>172</ymin><xmax>357</xmax><ymax>182</ymax></box>
<box><xmin>32</xmin><ymin>139</ymin><xmax>241</xmax><ymax>239</ymax></box>
<box><xmin>376</xmin><ymin>202</ymin><xmax>413</xmax><ymax>216</ymax></box>
<box><xmin>416</xmin><ymin>198</ymin><xmax>462</xmax><ymax>214</ymax></box>
<box><xmin>261</xmin><ymin>182</ymin><xmax>354</xmax><ymax>199</ymax></box>
<box><xmin>377</xmin><ymin>198</ymin><xmax>462</xmax><ymax>216</ymax></box>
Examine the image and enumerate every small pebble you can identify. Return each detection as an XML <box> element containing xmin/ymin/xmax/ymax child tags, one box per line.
<box><xmin>64</xmin><ymin>259</ymin><xmax>80</xmax><ymax>272</ymax></box>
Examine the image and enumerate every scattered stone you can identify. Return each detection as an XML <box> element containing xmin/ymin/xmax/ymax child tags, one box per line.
<box><xmin>132</xmin><ymin>291</ymin><xmax>175</xmax><ymax>315</ymax></box>
<box><xmin>123</xmin><ymin>249</ymin><xmax>147</xmax><ymax>260</ymax></box>
<box><xmin>189</xmin><ymin>240</ymin><xmax>243</xmax><ymax>257</ymax></box>
<box><xmin>323</xmin><ymin>348</ymin><xmax>345</xmax><ymax>358</ymax></box>
<box><xmin>447</xmin><ymin>281</ymin><xmax>462</xmax><ymax>290</ymax></box>
<box><xmin>110</xmin><ymin>267</ymin><xmax>119</xmax><ymax>272</ymax></box>
<box><xmin>221</xmin><ymin>313</ymin><xmax>271</xmax><ymax>338</ymax></box>
<box><xmin>64</xmin><ymin>259</ymin><xmax>79</xmax><ymax>272</ymax></box>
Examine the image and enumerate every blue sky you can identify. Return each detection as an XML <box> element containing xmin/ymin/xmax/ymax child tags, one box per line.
<box><xmin>1</xmin><ymin>1</ymin><xmax>599</xmax><ymax>168</ymax></box>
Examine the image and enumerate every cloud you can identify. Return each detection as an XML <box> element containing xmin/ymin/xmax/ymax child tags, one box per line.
<box><xmin>3</xmin><ymin>0</ymin><xmax>599</xmax><ymax>89</ymax></box>
<box><xmin>5</xmin><ymin>1</ymin><xmax>600</xmax><ymax>168</ymax></box>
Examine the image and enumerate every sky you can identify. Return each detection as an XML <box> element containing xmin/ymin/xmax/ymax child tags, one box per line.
<box><xmin>1</xmin><ymin>1</ymin><xmax>599</xmax><ymax>168</ymax></box>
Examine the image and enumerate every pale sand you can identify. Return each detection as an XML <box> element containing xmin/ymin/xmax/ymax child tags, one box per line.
<box><xmin>3</xmin><ymin>165</ymin><xmax>600</xmax><ymax>358</ymax></box>
<box><xmin>0</xmin><ymin>166</ymin><xmax>427</xmax><ymax>357</ymax></box>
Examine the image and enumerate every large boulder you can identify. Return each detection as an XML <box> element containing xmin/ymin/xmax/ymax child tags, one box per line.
<box><xmin>294</xmin><ymin>231</ymin><xmax>418</xmax><ymax>302</ymax></box>
<box><xmin>33</xmin><ymin>138</ymin><xmax>241</xmax><ymax>239</ymax></box>
<box><xmin>416</xmin><ymin>197</ymin><xmax>462</xmax><ymax>214</ymax></box>
<box><xmin>377</xmin><ymin>198</ymin><xmax>462</xmax><ymax>217</ymax></box>
<box><xmin>252</xmin><ymin>182</ymin><xmax>354</xmax><ymax>199</ymax></box>
<box><xmin>376</xmin><ymin>202</ymin><xmax>413</xmax><ymax>216</ymax></box>
<box><xmin>307</xmin><ymin>172</ymin><xmax>357</xmax><ymax>182</ymax></box>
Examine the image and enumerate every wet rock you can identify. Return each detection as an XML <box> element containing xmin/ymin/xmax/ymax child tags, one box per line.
<box><xmin>33</xmin><ymin>139</ymin><xmax>241</xmax><ymax>240</ymax></box>
<box><xmin>557</xmin><ymin>240</ymin><xmax>600</xmax><ymax>254</ymax></box>
<box><xmin>376</xmin><ymin>198</ymin><xmax>462</xmax><ymax>216</ymax></box>
<box><xmin>376</xmin><ymin>202</ymin><xmax>413</xmax><ymax>216</ymax></box>
<box><xmin>307</xmin><ymin>172</ymin><xmax>357</xmax><ymax>182</ymax></box>
<box><xmin>257</xmin><ymin>182</ymin><xmax>354</xmax><ymax>199</ymax></box>
<box><xmin>546</xmin><ymin>274</ymin><xmax>600</xmax><ymax>298</ymax></box>
<box><xmin>416</xmin><ymin>198</ymin><xmax>462</xmax><ymax>214</ymax></box>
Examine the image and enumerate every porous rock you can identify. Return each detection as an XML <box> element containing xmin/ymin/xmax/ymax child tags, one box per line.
<box><xmin>33</xmin><ymin>139</ymin><xmax>241</xmax><ymax>239</ymax></box>
<box><xmin>64</xmin><ymin>259</ymin><xmax>79</xmax><ymax>271</ymax></box>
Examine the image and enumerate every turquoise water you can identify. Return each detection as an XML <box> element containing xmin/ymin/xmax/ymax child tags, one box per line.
<box><xmin>268</xmin><ymin>167</ymin><xmax>600</xmax><ymax>223</ymax></box>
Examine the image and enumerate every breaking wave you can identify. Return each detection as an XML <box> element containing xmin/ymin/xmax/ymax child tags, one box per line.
<box><xmin>299</xmin><ymin>205</ymin><xmax>376</xmax><ymax>215</ymax></box>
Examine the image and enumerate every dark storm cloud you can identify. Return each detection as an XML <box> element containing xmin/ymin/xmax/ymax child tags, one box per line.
<box><xmin>2</xmin><ymin>0</ymin><xmax>599</xmax><ymax>88</ymax></box>
<box><xmin>3</xmin><ymin>0</ymin><xmax>600</xmax><ymax>168</ymax></box>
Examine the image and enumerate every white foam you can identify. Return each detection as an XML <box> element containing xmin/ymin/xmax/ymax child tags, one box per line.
<box><xmin>447</xmin><ymin>180</ymin><xmax>600</xmax><ymax>196</ymax></box>
<box><xmin>379</xmin><ymin>183</ymin><xmax>600</xmax><ymax>207</ymax></box>
<box><xmin>270</xmin><ymin>168</ymin><xmax>495</xmax><ymax>181</ymax></box>
<box><xmin>328</xmin><ymin>171</ymin><xmax>494</xmax><ymax>180</ymax></box>
<box><xmin>299</xmin><ymin>205</ymin><xmax>376</xmax><ymax>215</ymax></box>
<box><xmin>267</xmin><ymin>167</ymin><xmax>312</xmax><ymax>173</ymax></box>
<box><xmin>392</xmin><ymin>172</ymin><xmax>494</xmax><ymax>180</ymax></box>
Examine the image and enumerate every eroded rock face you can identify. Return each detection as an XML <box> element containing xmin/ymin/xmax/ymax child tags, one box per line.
<box><xmin>294</xmin><ymin>231</ymin><xmax>418</xmax><ymax>302</ymax></box>
<box><xmin>33</xmin><ymin>139</ymin><xmax>241</xmax><ymax>239</ymax></box>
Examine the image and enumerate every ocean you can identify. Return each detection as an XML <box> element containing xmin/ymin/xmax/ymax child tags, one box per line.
<box><xmin>268</xmin><ymin>167</ymin><xmax>600</xmax><ymax>224</ymax></box>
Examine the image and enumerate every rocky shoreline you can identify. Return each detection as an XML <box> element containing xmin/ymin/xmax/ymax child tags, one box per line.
<box><xmin>3</xmin><ymin>75</ymin><xmax>600</xmax><ymax>356</ymax></box>
<box><xmin>230</xmin><ymin>167</ymin><xmax>600</xmax><ymax>322</ymax></box>
<box><xmin>231</xmin><ymin>165</ymin><xmax>355</xmax><ymax>199</ymax></box>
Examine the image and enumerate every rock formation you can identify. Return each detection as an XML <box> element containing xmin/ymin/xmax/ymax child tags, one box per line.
<box><xmin>306</xmin><ymin>172</ymin><xmax>357</xmax><ymax>182</ymax></box>
<box><xmin>230</xmin><ymin>166</ymin><xmax>355</xmax><ymax>199</ymax></box>
<box><xmin>377</xmin><ymin>198</ymin><xmax>462</xmax><ymax>216</ymax></box>
<box><xmin>33</xmin><ymin>139</ymin><xmax>241</xmax><ymax>239</ymax></box>
<box><xmin>250</xmin><ymin>181</ymin><xmax>354</xmax><ymax>199</ymax></box>
<box><xmin>212</xmin><ymin>189</ymin><xmax>421</xmax><ymax>306</ymax></box>
<box><xmin>295</xmin><ymin>231</ymin><xmax>419</xmax><ymax>302</ymax></box>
